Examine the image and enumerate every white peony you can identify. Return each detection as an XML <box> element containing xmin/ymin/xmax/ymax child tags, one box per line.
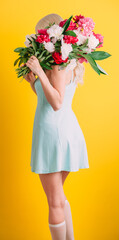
<box><xmin>61</xmin><ymin>38</ymin><xmax>73</xmax><ymax>60</ymax></box>
<box><xmin>47</xmin><ymin>24</ymin><xmax>64</xmax><ymax>42</ymax></box>
<box><xmin>43</xmin><ymin>41</ymin><xmax>55</xmax><ymax>53</ymax></box>
<box><xmin>73</xmin><ymin>30</ymin><xmax>87</xmax><ymax>45</ymax></box>
<box><xmin>24</xmin><ymin>34</ymin><xmax>36</xmax><ymax>47</ymax></box>
<box><xmin>87</xmin><ymin>34</ymin><xmax>99</xmax><ymax>50</ymax></box>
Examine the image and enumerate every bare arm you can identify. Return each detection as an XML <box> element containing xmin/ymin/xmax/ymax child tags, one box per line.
<box><xmin>37</xmin><ymin>66</ymin><xmax>66</xmax><ymax>111</ymax></box>
<box><xmin>25</xmin><ymin>56</ymin><xmax>67</xmax><ymax>111</ymax></box>
<box><xmin>30</xmin><ymin>80</ymin><xmax>37</xmax><ymax>95</ymax></box>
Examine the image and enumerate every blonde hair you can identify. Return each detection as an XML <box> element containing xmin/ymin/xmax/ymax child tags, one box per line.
<box><xmin>73</xmin><ymin>61</ymin><xmax>85</xmax><ymax>86</ymax></box>
<box><xmin>35</xmin><ymin>14</ymin><xmax>85</xmax><ymax>85</ymax></box>
<box><xmin>35</xmin><ymin>13</ymin><xmax>63</xmax><ymax>33</ymax></box>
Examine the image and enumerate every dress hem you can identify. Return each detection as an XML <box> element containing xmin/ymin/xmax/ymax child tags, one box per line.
<box><xmin>30</xmin><ymin>166</ymin><xmax>89</xmax><ymax>174</ymax></box>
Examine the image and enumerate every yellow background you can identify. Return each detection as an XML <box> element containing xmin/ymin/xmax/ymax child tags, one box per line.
<box><xmin>0</xmin><ymin>0</ymin><xmax>119</xmax><ymax>239</ymax></box>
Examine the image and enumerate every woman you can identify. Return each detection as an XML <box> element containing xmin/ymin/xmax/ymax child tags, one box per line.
<box><xmin>24</xmin><ymin>13</ymin><xmax>89</xmax><ymax>240</ymax></box>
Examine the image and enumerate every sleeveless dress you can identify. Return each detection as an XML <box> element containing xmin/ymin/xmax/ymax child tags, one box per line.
<box><xmin>30</xmin><ymin>70</ymin><xmax>89</xmax><ymax>174</ymax></box>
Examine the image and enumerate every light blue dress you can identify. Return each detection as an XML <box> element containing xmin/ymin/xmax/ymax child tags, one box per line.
<box><xmin>30</xmin><ymin>70</ymin><xmax>89</xmax><ymax>174</ymax></box>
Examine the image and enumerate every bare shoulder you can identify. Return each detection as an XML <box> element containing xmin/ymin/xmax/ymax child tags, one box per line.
<box><xmin>45</xmin><ymin>65</ymin><xmax>66</xmax><ymax>76</ymax></box>
<box><xmin>44</xmin><ymin>65</ymin><xmax>73</xmax><ymax>88</ymax></box>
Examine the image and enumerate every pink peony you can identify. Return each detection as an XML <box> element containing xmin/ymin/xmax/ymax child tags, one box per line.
<box><xmin>73</xmin><ymin>14</ymin><xmax>85</xmax><ymax>23</ymax></box>
<box><xmin>36</xmin><ymin>34</ymin><xmax>50</xmax><ymax>43</ymax></box>
<box><xmin>36</xmin><ymin>28</ymin><xmax>50</xmax><ymax>43</ymax></box>
<box><xmin>92</xmin><ymin>31</ymin><xmax>104</xmax><ymax>48</ymax></box>
<box><xmin>63</xmin><ymin>35</ymin><xmax>78</xmax><ymax>44</ymax></box>
<box><xmin>73</xmin><ymin>14</ymin><xmax>95</xmax><ymax>37</ymax></box>
<box><xmin>78</xmin><ymin>56</ymin><xmax>88</xmax><ymax>63</ymax></box>
<box><xmin>37</xmin><ymin>29</ymin><xmax>48</xmax><ymax>35</ymax></box>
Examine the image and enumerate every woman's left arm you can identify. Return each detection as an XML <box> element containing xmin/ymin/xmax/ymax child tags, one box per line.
<box><xmin>30</xmin><ymin>81</ymin><xmax>37</xmax><ymax>95</ymax></box>
<box><xmin>26</xmin><ymin>56</ymin><xmax>66</xmax><ymax>111</ymax></box>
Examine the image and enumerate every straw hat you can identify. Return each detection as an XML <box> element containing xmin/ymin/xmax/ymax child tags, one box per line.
<box><xmin>35</xmin><ymin>13</ymin><xmax>63</xmax><ymax>33</ymax></box>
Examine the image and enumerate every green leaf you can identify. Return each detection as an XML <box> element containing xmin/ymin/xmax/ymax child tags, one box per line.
<box><xmin>78</xmin><ymin>52</ymin><xmax>101</xmax><ymax>75</ymax></box>
<box><xmin>18</xmin><ymin>71</ymin><xmax>24</xmax><ymax>77</ymax></box>
<box><xmin>46</xmin><ymin>50</ymin><xmax>50</xmax><ymax>56</ymax></box>
<box><xmin>81</xmin><ymin>48</ymin><xmax>89</xmax><ymax>53</ymax></box>
<box><xmin>40</xmin><ymin>62</ymin><xmax>52</xmax><ymax>70</ymax></box>
<box><xmin>28</xmin><ymin>47</ymin><xmax>34</xmax><ymax>53</ymax></box>
<box><xmin>49</xmin><ymin>60</ymin><xmax>54</xmax><ymax>63</ymax></box>
<box><xmin>64</xmin><ymin>30</ymin><xmax>76</xmax><ymax>37</ymax></box>
<box><xmin>32</xmin><ymin>40</ymin><xmax>37</xmax><ymax>52</ymax></box>
<box><xmin>77</xmin><ymin>39</ymin><xmax>89</xmax><ymax>50</ymax></box>
<box><xmin>72</xmin><ymin>43</ymin><xmax>78</xmax><ymax>49</ymax></box>
<box><xmin>38</xmin><ymin>50</ymin><xmax>46</xmax><ymax>59</ymax></box>
<box><xmin>44</xmin><ymin>54</ymin><xmax>52</xmax><ymax>61</ymax></box>
<box><xmin>22</xmin><ymin>48</ymin><xmax>29</xmax><ymax>54</ymax></box>
<box><xmin>14</xmin><ymin>47</ymin><xmax>24</xmax><ymax>52</ymax></box>
<box><xmin>46</xmin><ymin>62</ymin><xmax>51</xmax><ymax>66</ymax></box>
<box><xmin>19</xmin><ymin>50</ymin><xmax>27</xmax><ymax>57</ymax></box>
<box><xmin>55</xmin><ymin>41</ymin><xmax>61</xmax><ymax>47</ymax></box>
<box><xmin>96</xmin><ymin>42</ymin><xmax>103</xmax><ymax>47</ymax></box>
<box><xmin>86</xmin><ymin>56</ymin><xmax>101</xmax><ymax>75</ymax></box>
<box><xmin>18</xmin><ymin>58</ymin><xmax>24</xmax><ymax>67</ymax></box>
<box><xmin>89</xmin><ymin>51</ymin><xmax>112</xmax><ymax>60</ymax></box>
<box><xmin>62</xmin><ymin>15</ymin><xmax>73</xmax><ymax>34</ymax></box>
<box><xmin>30</xmin><ymin>36</ymin><xmax>36</xmax><ymax>41</ymax></box>
<box><xmin>40</xmin><ymin>56</ymin><xmax>46</xmax><ymax>62</ymax></box>
<box><xmin>96</xmin><ymin>63</ymin><xmax>108</xmax><ymax>75</ymax></box>
<box><xmin>35</xmin><ymin>51</ymin><xmax>40</xmax><ymax>57</ymax></box>
<box><xmin>27</xmin><ymin>37</ymin><xmax>32</xmax><ymax>43</ymax></box>
<box><xmin>14</xmin><ymin>57</ymin><xmax>21</xmax><ymax>66</ymax></box>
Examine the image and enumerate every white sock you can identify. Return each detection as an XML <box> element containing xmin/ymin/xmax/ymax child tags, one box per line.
<box><xmin>49</xmin><ymin>220</ymin><xmax>66</xmax><ymax>240</ymax></box>
<box><xmin>64</xmin><ymin>199</ymin><xmax>75</xmax><ymax>240</ymax></box>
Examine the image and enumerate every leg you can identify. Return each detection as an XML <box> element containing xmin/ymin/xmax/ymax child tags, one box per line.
<box><xmin>62</xmin><ymin>171</ymin><xmax>75</xmax><ymax>240</ymax></box>
<box><xmin>62</xmin><ymin>170</ymin><xmax>70</xmax><ymax>200</ymax></box>
<box><xmin>62</xmin><ymin>170</ymin><xmax>70</xmax><ymax>187</ymax></box>
<box><xmin>39</xmin><ymin>171</ymin><xmax>66</xmax><ymax>224</ymax></box>
<box><xmin>38</xmin><ymin>171</ymin><xmax>66</xmax><ymax>240</ymax></box>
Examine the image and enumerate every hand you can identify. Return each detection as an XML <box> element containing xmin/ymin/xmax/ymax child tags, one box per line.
<box><xmin>26</xmin><ymin>55</ymin><xmax>42</xmax><ymax>76</ymax></box>
<box><xmin>23</xmin><ymin>71</ymin><xmax>36</xmax><ymax>84</ymax></box>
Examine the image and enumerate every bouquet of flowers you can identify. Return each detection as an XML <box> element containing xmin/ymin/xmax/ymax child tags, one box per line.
<box><xmin>14</xmin><ymin>14</ymin><xmax>111</xmax><ymax>82</ymax></box>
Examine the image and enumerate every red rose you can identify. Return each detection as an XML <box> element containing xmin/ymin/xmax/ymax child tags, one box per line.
<box><xmin>52</xmin><ymin>52</ymin><xmax>68</xmax><ymax>64</ymax></box>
